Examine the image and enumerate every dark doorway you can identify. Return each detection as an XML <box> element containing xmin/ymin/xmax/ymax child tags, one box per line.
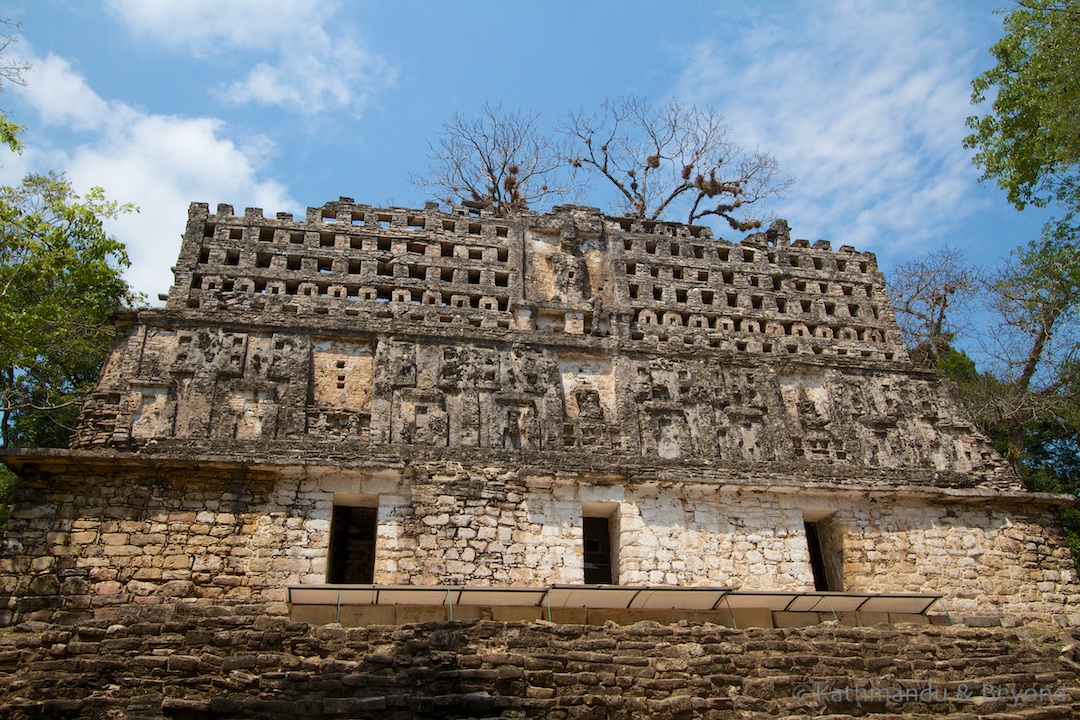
<box><xmin>583</xmin><ymin>516</ymin><xmax>614</xmax><ymax>584</ymax></box>
<box><xmin>329</xmin><ymin>506</ymin><xmax>377</xmax><ymax>584</ymax></box>
<box><xmin>804</xmin><ymin>521</ymin><xmax>831</xmax><ymax>591</ymax></box>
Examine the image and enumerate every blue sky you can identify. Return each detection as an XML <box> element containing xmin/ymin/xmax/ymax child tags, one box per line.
<box><xmin>1</xmin><ymin>0</ymin><xmax>1052</xmax><ymax>304</ymax></box>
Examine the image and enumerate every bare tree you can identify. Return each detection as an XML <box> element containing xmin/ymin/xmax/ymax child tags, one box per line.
<box><xmin>0</xmin><ymin>19</ymin><xmax>29</xmax><ymax>155</ymax></box>
<box><xmin>974</xmin><ymin>236</ymin><xmax>1080</xmax><ymax>466</ymax></box>
<box><xmin>887</xmin><ymin>246</ymin><xmax>981</xmax><ymax>365</ymax></box>
<box><xmin>562</xmin><ymin>96</ymin><xmax>793</xmax><ymax>229</ymax></box>
<box><xmin>409</xmin><ymin>102</ymin><xmax>571</xmax><ymax>216</ymax></box>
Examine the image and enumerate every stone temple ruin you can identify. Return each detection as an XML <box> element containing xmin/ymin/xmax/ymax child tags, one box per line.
<box><xmin>0</xmin><ymin>198</ymin><xmax>1077</xmax><ymax>629</ymax></box>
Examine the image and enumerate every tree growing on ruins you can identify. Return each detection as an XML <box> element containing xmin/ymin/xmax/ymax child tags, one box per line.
<box><xmin>957</xmin><ymin>0</ymin><xmax>1080</xmax><ymax>482</ymax></box>
<box><xmin>890</xmin><ymin>238</ymin><xmax>1080</xmax><ymax>559</ymax></box>
<box><xmin>562</xmin><ymin>96</ymin><xmax>793</xmax><ymax>229</ymax></box>
<box><xmin>976</xmin><ymin>234</ymin><xmax>1080</xmax><ymax>469</ymax></box>
<box><xmin>888</xmin><ymin>246</ymin><xmax>981</xmax><ymax>366</ymax></box>
<box><xmin>941</xmin><ymin>0</ymin><xmax>1080</xmax><ymax>562</ymax></box>
<box><xmin>889</xmin><ymin>237</ymin><xmax>1080</xmax><ymax>486</ymax></box>
<box><xmin>409</xmin><ymin>102</ymin><xmax>572</xmax><ymax>216</ymax></box>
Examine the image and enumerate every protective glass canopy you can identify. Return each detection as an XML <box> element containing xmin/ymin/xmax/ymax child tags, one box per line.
<box><xmin>287</xmin><ymin>584</ymin><xmax>942</xmax><ymax>615</ymax></box>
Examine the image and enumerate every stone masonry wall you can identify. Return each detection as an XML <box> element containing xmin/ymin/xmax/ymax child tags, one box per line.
<box><xmin>3</xmin><ymin>461</ymin><xmax>1076</xmax><ymax>626</ymax></box>
<box><xmin>4</xmin><ymin>197</ymin><xmax>1074</xmax><ymax>650</ymax></box>
<box><xmin>72</xmin><ymin>319</ymin><xmax>1016</xmax><ymax>488</ymax></box>
<box><xmin>69</xmin><ymin>199</ymin><xmax>1018</xmax><ymax>490</ymax></box>
<box><xmin>0</xmin><ymin>606</ymin><xmax>1078</xmax><ymax>719</ymax></box>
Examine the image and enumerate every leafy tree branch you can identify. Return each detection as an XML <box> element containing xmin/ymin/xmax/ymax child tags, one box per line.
<box><xmin>0</xmin><ymin>173</ymin><xmax>139</xmax><ymax>447</ymax></box>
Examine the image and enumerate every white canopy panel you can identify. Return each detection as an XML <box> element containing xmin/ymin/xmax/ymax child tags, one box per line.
<box><xmin>288</xmin><ymin>585</ymin><xmax>943</xmax><ymax>616</ymax></box>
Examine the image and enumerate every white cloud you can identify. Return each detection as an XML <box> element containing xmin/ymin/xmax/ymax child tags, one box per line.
<box><xmin>14</xmin><ymin>53</ymin><xmax>115</xmax><ymax>131</ymax></box>
<box><xmin>104</xmin><ymin>0</ymin><xmax>396</xmax><ymax>115</ymax></box>
<box><xmin>13</xmin><ymin>50</ymin><xmax>295</xmax><ymax>302</ymax></box>
<box><xmin>102</xmin><ymin>0</ymin><xmax>326</xmax><ymax>54</ymax></box>
<box><xmin>675</xmin><ymin>0</ymin><xmax>987</xmax><ymax>256</ymax></box>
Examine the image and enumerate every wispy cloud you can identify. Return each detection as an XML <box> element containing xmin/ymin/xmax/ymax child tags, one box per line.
<box><xmin>10</xmin><ymin>50</ymin><xmax>295</xmax><ymax>300</ymax></box>
<box><xmin>674</xmin><ymin>0</ymin><xmax>988</xmax><ymax>256</ymax></box>
<box><xmin>104</xmin><ymin>0</ymin><xmax>396</xmax><ymax>116</ymax></box>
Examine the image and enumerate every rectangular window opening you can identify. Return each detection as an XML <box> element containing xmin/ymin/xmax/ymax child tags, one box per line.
<box><xmin>329</xmin><ymin>505</ymin><xmax>377</xmax><ymax>584</ymax></box>
<box><xmin>804</xmin><ymin>519</ymin><xmax>841</xmax><ymax>592</ymax></box>
<box><xmin>583</xmin><ymin>514</ymin><xmax>616</xmax><ymax>585</ymax></box>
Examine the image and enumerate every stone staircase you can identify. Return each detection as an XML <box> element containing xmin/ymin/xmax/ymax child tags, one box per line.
<box><xmin>0</xmin><ymin>604</ymin><xmax>1078</xmax><ymax>718</ymax></box>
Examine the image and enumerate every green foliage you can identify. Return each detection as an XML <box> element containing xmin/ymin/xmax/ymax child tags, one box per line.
<box><xmin>966</xmin><ymin>0</ymin><xmax>1080</xmax><ymax>226</ymax></box>
<box><xmin>0</xmin><ymin>115</ymin><xmax>21</xmax><ymax>155</ymax></box>
<box><xmin>0</xmin><ymin>465</ymin><xmax>13</xmax><ymax>532</ymax></box>
<box><xmin>0</xmin><ymin>172</ymin><xmax>138</xmax><ymax>447</ymax></box>
<box><xmin>962</xmin><ymin>0</ymin><xmax>1080</xmax><ymax>561</ymax></box>
<box><xmin>938</xmin><ymin>348</ymin><xmax>980</xmax><ymax>385</ymax></box>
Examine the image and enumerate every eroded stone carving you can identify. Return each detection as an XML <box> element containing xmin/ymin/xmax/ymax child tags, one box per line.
<box><xmin>0</xmin><ymin>199</ymin><xmax>1074</xmax><ymax>628</ymax></box>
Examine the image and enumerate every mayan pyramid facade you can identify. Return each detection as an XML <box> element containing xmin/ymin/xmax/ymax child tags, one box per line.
<box><xmin>0</xmin><ymin>198</ymin><xmax>1075</xmax><ymax>626</ymax></box>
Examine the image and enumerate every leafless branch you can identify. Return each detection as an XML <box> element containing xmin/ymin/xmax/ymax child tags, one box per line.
<box><xmin>562</xmin><ymin>96</ymin><xmax>793</xmax><ymax>230</ymax></box>
<box><xmin>409</xmin><ymin>102</ymin><xmax>573</xmax><ymax>216</ymax></box>
<box><xmin>0</xmin><ymin>19</ymin><xmax>29</xmax><ymax>91</ymax></box>
<box><xmin>887</xmin><ymin>246</ymin><xmax>981</xmax><ymax>364</ymax></box>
